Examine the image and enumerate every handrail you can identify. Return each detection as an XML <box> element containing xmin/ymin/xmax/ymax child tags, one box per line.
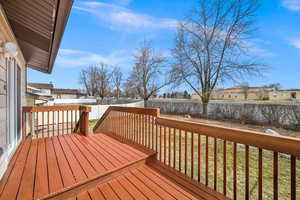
<box><xmin>22</xmin><ymin>105</ymin><xmax>91</xmax><ymax>138</ymax></box>
<box><xmin>93</xmin><ymin>106</ymin><xmax>160</xmax><ymax>133</ymax></box>
<box><xmin>93</xmin><ymin>106</ymin><xmax>299</xmax><ymax>200</ymax></box>
<box><xmin>156</xmin><ymin>117</ymin><xmax>300</xmax><ymax>157</ymax></box>
<box><xmin>22</xmin><ymin>105</ymin><xmax>82</xmax><ymax>112</ymax></box>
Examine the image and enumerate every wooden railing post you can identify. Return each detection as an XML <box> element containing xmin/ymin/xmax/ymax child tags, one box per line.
<box><xmin>80</xmin><ymin>106</ymin><xmax>91</xmax><ymax>136</ymax></box>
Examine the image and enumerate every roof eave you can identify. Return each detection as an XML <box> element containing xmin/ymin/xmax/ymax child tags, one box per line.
<box><xmin>46</xmin><ymin>0</ymin><xmax>74</xmax><ymax>74</ymax></box>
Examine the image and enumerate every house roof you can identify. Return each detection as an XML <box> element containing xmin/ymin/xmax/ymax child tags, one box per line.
<box><xmin>52</xmin><ymin>88</ymin><xmax>81</xmax><ymax>95</ymax></box>
<box><xmin>28</xmin><ymin>83</ymin><xmax>54</xmax><ymax>89</ymax></box>
<box><xmin>26</xmin><ymin>92</ymin><xmax>54</xmax><ymax>101</ymax></box>
<box><xmin>0</xmin><ymin>0</ymin><xmax>73</xmax><ymax>74</ymax></box>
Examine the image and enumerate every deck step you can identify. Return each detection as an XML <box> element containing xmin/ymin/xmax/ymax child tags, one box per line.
<box><xmin>38</xmin><ymin>153</ymin><xmax>155</xmax><ymax>200</ymax></box>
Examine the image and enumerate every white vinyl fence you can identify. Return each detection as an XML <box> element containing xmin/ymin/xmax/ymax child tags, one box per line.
<box><xmin>89</xmin><ymin>101</ymin><xmax>144</xmax><ymax>120</ymax></box>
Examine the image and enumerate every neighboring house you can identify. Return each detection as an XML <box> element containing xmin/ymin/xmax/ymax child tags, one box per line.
<box><xmin>27</xmin><ymin>83</ymin><xmax>53</xmax><ymax>96</ymax></box>
<box><xmin>192</xmin><ymin>87</ymin><xmax>274</xmax><ymax>100</ymax></box>
<box><xmin>26</xmin><ymin>85</ymin><xmax>53</xmax><ymax>106</ymax></box>
<box><xmin>269</xmin><ymin>89</ymin><xmax>300</xmax><ymax>100</ymax></box>
<box><xmin>27</xmin><ymin>83</ymin><xmax>85</xmax><ymax>102</ymax></box>
<box><xmin>52</xmin><ymin>88</ymin><xmax>83</xmax><ymax>99</ymax></box>
<box><xmin>0</xmin><ymin>0</ymin><xmax>72</xmax><ymax>178</ymax></box>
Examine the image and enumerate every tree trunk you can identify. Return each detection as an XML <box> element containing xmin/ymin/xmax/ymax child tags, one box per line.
<box><xmin>116</xmin><ymin>89</ymin><xmax>120</xmax><ymax>100</ymax></box>
<box><xmin>201</xmin><ymin>95</ymin><xmax>210</xmax><ymax>116</ymax></box>
<box><xmin>202</xmin><ymin>102</ymin><xmax>208</xmax><ymax>116</ymax></box>
<box><xmin>144</xmin><ymin>99</ymin><xmax>148</xmax><ymax>108</ymax></box>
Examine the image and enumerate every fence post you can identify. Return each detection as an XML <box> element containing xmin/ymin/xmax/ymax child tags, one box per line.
<box><xmin>80</xmin><ymin>106</ymin><xmax>91</xmax><ymax>136</ymax></box>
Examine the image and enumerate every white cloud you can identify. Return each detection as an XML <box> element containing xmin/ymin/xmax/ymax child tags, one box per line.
<box><xmin>57</xmin><ymin>48</ymin><xmax>133</xmax><ymax>68</ymax></box>
<box><xmin>282</xmin><ymin>0</ymin><xmax>300</xmax><ymax>11</ymax></box>
<box><xmin>290</xmin><ymin>39</ymin><xmax>300</xmax><ymax>49</ymax></box>
<box><xmin>74</xmin><ymin>1</ymin><xmax>178</xmax><ymax>30</ymax></box>
<box><xmin>244</xmin><ymin>41</ymin><xmax>277</xmax><ymax>57</ymax></box>
<box><xmin>248</xmin><ymin>46</ymin><xmax>277</xmax><ymax>57</ymax></box>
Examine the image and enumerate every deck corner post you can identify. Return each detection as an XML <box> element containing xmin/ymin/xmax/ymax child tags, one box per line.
<box><xmin>80</xmin><ymin>105</ymin><xmax>91</xmax><ymax>136</ymax></box>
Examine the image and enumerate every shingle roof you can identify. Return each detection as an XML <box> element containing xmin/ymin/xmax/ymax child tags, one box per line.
<box><xmin>28</xmin><ymin>83</ymin><xmax>54</xmax><ymax>89</ymax></box>
<box><xmin>51</xmin><ymin>88</ymin><xmax>81</xmax><ymax>95</ymax></box>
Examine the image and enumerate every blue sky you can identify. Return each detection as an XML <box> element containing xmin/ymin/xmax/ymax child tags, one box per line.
<box><xmin>28</xmin><ymin>0</ymin><xmax>300</xmax><ymax>92</ymax></box>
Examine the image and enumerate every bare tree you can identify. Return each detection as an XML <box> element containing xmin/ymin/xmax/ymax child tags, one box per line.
<box><xmin>79</xmin><ymin>65</ymin><xmax>99</xmax><ymax>96</ymax></box>
<box><xmin>127</xmin><ymin>40</ymin><xmax>170</xmax><ymax>107</ymax></box>
<box><xmin>170</xmin><ymin>0</ymin><xmax>263</xmax><ymax>115</ymax></box>
<box><xmin>95</xmin><ymin>63</ymin><xmax>111</xmax><ymax>101</ymax></box>
<box><xmin>79</xmin><ymin>63</ymin><xmax>111</xmax><ymax>101</ymax></box>
<box><xmin>111</xmin><ymin>67</ymin><xmax>123</xmax><ymax>99</ymax></box>
<box><xmin>124</xmin><ymin>79</ymin><xmax>137</xmax><ymax>98</ymax></box>
<box><xmin>265</xmin><ymin>83</ymin><xmax>281</xmax><ymax>90</ymax></box>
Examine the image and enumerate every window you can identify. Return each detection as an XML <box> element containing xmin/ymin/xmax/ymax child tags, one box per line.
<box><xmin>7</xmin><ymin>58</ymin><xmax>21</xmax><ymax>152</ymax></box>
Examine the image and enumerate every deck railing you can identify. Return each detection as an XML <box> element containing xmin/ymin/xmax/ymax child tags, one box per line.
<box><xmin>22</xmin><ymin>105</ymin><xmax>91</xmax><ymax>139</ymax></box>
<box><xmin>94</xmin><ymin>106</ymin><xmax>300</xmax><ymax>200</ymax></box>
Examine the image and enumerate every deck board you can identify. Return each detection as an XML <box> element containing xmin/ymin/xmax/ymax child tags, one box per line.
<box><xmin>34</xmin><ymin>139</ymin><xmax>49</xmax><ymax>199</ymax></box>
<box><xmin>0</xmin><ymin>133</ymin><xmax>227</xmax><ymax>200</ymax></box>
<box><xmin>45</xmin><ymin>137</ymin><xmax>64</xmax><ymax>193</ymax></box>
<box><xmin>0</xmin><ymin>140</ymin><xmax>31</xmax><ymax>200</ymax></box>
<box><xmin>74</xmin><ymin>165</ymin><xmax>204</xmax><ymax>200</ymax></box>
<box><xmin>17</xmin><ymin>139</ymin><xmax>38</xmax><ymax>200</ymax></box>
<box><xmin>58</xmin><ymin>135</ymin><xmax>87</xmax><ymax>182</ymax></box>
<box><xmin>52</xmin><ymin>137</ymin><xmax>76</xmax><ymax>187</ymax></box>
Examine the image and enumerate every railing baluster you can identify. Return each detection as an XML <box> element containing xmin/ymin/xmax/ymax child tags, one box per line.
<box><xmin>120</xmin><ymin>112</ymin><xmax>123</xmax><ymax>139</ymax></box>
<box><xmin>245</xmin><ymin>145</ymin><xmax>249</xmax><ymax>200</ymax></box>
<box><xmin>30</xmin><ymin>112</ymin><xmax>33</xmax><ymax>137</ymax></box>
<box><xmin>179</xmin><ymin>130</ymin><xmax>182</xmax><ymax>173</ymax></box>
<box><xmin>131</xmin><ymin>113</ymin><xmax>134</xmax><ymax>141</ymax></box>
<box><xmin>214</xmin><ymin>138</ymin><xmax>217</xmax><ymax>190</ymax></box>
<box><xmin>205</xmin><ymin>136</ymin><xmax>209</xmax><ymax>186</ymax></box>
<box><xmin>148</xmin><ymin>115</ymin><xmax>150</xmax><ymax>148</ymax></box>
<box><xmin>134</xmin><ymin>114</ymin><xmax>136</xmax><ymax>143</ymax></box>
<box><xmin>164</xmin><ymin>126</ymin><xmax>167</xmax><ymax>164</ymax></box>
<box><xmin>159</xmin><ymin>125</ymin><xmax>162</xmax><ymax>161</ymax></box>
<box><xmin>233</xmin><ymin>142</ymin><xmax>237</xmax><ymax>200</ymax></box>
<box><xmin>258</xmin><ymin>148</ymin><xmax>263</xmax><ymax>200</ymax></box>
<box><xmin>198</xmin><ymin>134</ymin><xmax>201</xmax><ymax>182</ymax></box>
<box><xmin>184</xmin><ymin>130</ymin><xmax>187</xmax><ymax>175</ymax></box>
<box><xmin>169</xmin><ymin>127</ymin><xmax>172</xmax><ymax>166</ymax></box>
<box><xmin>67</xmin><ymin>110</ymin><xmax>69</xmax><ymax>134</ymax></box>
<box><xmin>174</xmin><ymin>128</ymin><xmax>177</xmax><ymax>169</ymax></box>
<box><xmin>223</xmin><ymin>140</ymin><xmax>227</xmax><ymax>195</ymax></box>
<box><xmin>139</xmin><ymin>114</ymin><xmax>142</xmax><ymax>144</ymax></box>
<box><xmin>125</xmin><ymin>112</ymin><xmax>128</xmax><ymax>140</ymax></box>
<box><xmin>155</xmin><ymin>122</ymin><xmax>158</xmax><ymax>155</ymax></box>
<box><xmin>52</xmin><ymin>111</ymin><xmax>55</xmax><ymax>136</ymax></box>
<box><xmin>62</xmin><ymin>111</ymin><xmax>64</xmax><ymax>134</ymax></box>
<box><xmin>36</xmin><ymin>112</ymin><xmax>39</xmax><ymax>138</ymax></box>
<box><xmin>42</xmin><ymin>112</ymin><xmax>44</xmax><ymax>138</ymax></box>
<box><xmin>273</xmin><ymin>152</ymin><xmax>278</xmax><ymax>200</ymax></box>
<box><xmin>57</xmin><ymin>111</ymin><xmax>60</xmax><ymax>136</ymax></box>
<box><xmin>75</xmin><ymin>110</ymin><xmax>78</xmax><ymax>133</ymax></box>
<box><xmin>191</xmin><ymin>132</ymin><xmax>194</xmax><ymax>179</ymax></box>
<box><xmin>152</xmin><ymin>116</ymin><xmax>154</xmax><ymax>150</ymax></box>
<box><xmin>121</xmin><ymin>112</ymin><xmax>123</xmax><ymax>138</ymax></box>
<box><xmin>291</xmin><ymin>155</ymin><xmax>296</xmax><ymax>200</ymax></box>
<box><xmin>47</xmin><ymin>111</ymin><xmax>50</xmax><ymax>137</ymax></box>
<box><xmin>143</xmin><ymin>115</ymin><xmax>145</xmax><ymax>146</ymax></box>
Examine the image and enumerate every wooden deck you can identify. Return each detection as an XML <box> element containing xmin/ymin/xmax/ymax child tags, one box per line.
<box><xmin>0</xmin><ymin>133</ymin><xmax>226</xmax><ymax>200</ymax></box>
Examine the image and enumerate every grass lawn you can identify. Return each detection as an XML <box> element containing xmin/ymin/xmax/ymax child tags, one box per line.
<box><xmin>90</xmin><ymin>115</ymin><xmax>300</xmax><ymax>199</ymax></box>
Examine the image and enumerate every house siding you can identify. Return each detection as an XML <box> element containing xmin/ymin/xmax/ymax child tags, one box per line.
<box><xmin>0</xmin><ymin>6</ymin><xmax>27</xmax><ymax>178</ymax></box>
<box><xmin>0</xmin><ymin>54</ymin><xmax>6</xmax><ymax>157</ymax></box>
